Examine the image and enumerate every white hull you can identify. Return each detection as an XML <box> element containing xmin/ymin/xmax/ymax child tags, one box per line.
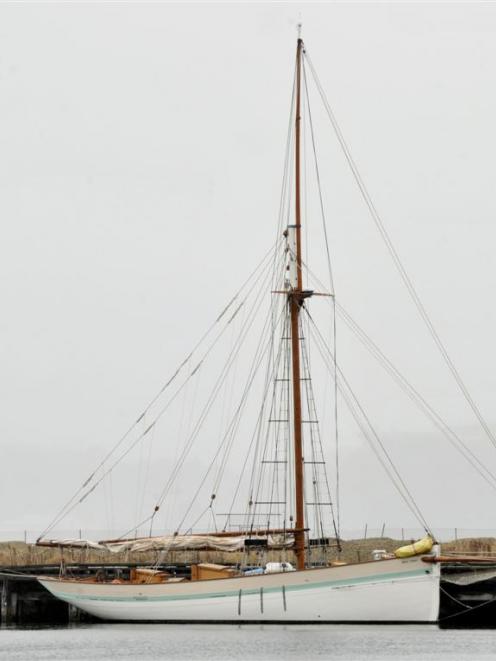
<box><xmin>38</xmin><ymin>555</ymin><xmax>440</xmax><ymax>623</ymax></box>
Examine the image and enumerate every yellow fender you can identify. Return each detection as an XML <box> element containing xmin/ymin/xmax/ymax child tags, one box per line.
<box><xmin>394</xmin><ymin>535</ymin><xmax>433</xmax><ymax>558</ymax></box>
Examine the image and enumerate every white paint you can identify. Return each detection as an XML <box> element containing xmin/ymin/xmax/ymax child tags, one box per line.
<box><xmin>285</xmin><ymin>225</ymin><xmax>298</xmax><ymax>290</ymax></box>
<box><xmin>38</xmin><ymin>553</ymin><xmax>440</xmax><ymax>622</ymax></box>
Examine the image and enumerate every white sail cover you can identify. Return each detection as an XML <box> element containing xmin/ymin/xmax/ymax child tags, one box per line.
<box><xmin>42</xmin><ymin>534</ymin><xmax>294</xmax><ymax>553</ymax></box>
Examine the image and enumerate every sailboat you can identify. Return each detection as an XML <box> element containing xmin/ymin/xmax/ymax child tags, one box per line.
<box><xmin>36</xmin><ymin>33</ymin><xmax>441</xmax><ymax>623</ymax></box>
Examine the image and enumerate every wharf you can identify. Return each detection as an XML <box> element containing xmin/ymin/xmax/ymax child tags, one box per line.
<box><xmin>440</xmin><ymin>561</ymin><xmax>496</xmax><ymax>627</ymax></box>
<box><xmin>2</xmin><ymin>560</ymin><xmax>496</xmax><ymax>626</ymax></box>
<box><xmin>0</xmin><ymin>562</ymin><xmax>190</xmax><ymax>625</ymax></box>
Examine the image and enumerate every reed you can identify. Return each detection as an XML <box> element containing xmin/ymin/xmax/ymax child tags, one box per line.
<box><xmin>4</xmin><ymin>536</ymin><xmax>490</xmax><ymax>567</ymax></box>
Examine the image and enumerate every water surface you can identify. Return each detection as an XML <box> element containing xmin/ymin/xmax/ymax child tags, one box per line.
<box><xmin>1</xmin><ymin>624</ymin><xmax>495</xmax><ymax>660</ymax></box>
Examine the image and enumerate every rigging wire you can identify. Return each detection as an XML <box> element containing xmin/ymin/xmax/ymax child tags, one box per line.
<box><xmin>38</xmin><ymin>240</ymin><xmax>282</xmax><ymax>540</ymax></box>
<box><xmin>225</xmin><ymin>301</ymin><xmax>286</xmax><ymax>531</ymax></box>
<box><xmin>176</xmin><ymin>294</ymin><xmax>288</xmax><ymax>533</ymax></box>
<box><xmin>225</xmin><ymin>62</ymin><xmax>298</xmax><ymax>536</ymax></box>
<box><xmin>302</xmin><ymin>55</ymin><xmax>341</xmax><ymax>534</ymax></box>
<box><xmin>249</xmin><ymin>306</ymin><xmax>291</xmax><ymax>531</ymax></box>
<box><xmin>273</xmin><ymin>60</ymin><xmax>297</xmax><ymax>262</ymax></box>
<box><xmin>300</xmin><ymin>257</ymin><xmax>496</xmax><ymax>493</ymax></box>
<box><xmin>225</xmin><ymin>251</ymin><xmax>290</xmax><ymax>532</ymax></box>
<box><xmin>137</xmin><ymin>416</ymin><xmax>156</xmax><ymax>530</ymax></box>
<box><xmin>174</xmin><ymin>253</ymin><xmax>287</xmax><ymax>530</ymax></box>
<box><xmin>300</xmin><ymin>316</ymin><xmax>340</xmax><ymax>544</ymax></box>
<box><xmin>305</xmin><ymin>307</ymin><xmax>432</xmax><ymax>534</ymax></box>
<box><xmin>146</xmin><ymin>256</ymin><xmax>282</xmax><ymax>536</ymax></box>
<box><xmin>336</xmin><ymin>303</ymin><xmax>496</xmax><ymax>492</ymax></box>
<box><xmin>303</xmin><ymin>47</ymin><xmax>496</xmax><ymax>454</ymax></box>
<box><xmin>152</xmin><ymin>251</ymin><xmax>285</xmax><ymax>525</ymax></box>
<box><xmin>57</xmin><ymin>60</ymin><xmax>298</xmax><ymax>541</ymax></box>
<box><xmin>213</xmin><ymin>290</ymin><xmax>283</xmax><ymax>500</ymax></box>
<box><xmin>218</xmin><ymin>253</ymin><xmax>288</xmax><ymax>497</ymax></box>
<box><xmin>162</xmin><ymin>354</ymin><xmax>195</xmax><ymax>533</ymax></box>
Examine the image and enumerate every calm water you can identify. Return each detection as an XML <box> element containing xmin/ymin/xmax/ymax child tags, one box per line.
<box><xmin>0</xmin><ymin>624</ymin><xmax>495</xmax><ymax>660</ymax></box>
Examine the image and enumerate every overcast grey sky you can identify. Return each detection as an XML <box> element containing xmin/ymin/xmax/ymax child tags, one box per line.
<box><xmin>2</xmin><ymin>1</ymin><xmax>496</xmax><ymax>540</ymax></box>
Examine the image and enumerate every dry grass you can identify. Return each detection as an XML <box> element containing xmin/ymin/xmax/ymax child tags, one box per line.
<box><xmin>2</xmin><ymin>536</ymin><xmax>494</xmax><ymax>568</ymax></box>
<box><xmin>442</xmin><ymin>537</ymin><xmax>496</xmax><ymax>555</ymax></box>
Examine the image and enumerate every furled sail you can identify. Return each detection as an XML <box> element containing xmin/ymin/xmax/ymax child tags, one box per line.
<box><xmin>39</xmin><ymin>534</ymin><xmax>294</xmax><ymax>553</ymax></box>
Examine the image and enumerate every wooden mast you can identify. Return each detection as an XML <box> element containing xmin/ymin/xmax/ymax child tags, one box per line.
<box><xmin>290</xmin><ymin>33</ymin><xmax>306</xmax><ymax>571</ymax></box>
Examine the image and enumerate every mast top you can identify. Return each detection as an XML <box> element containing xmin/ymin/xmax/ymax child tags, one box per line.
<box><xmin>297</xmin><ymin>22</ymin><xmax>302</xmax><ymax>40</ymax></box>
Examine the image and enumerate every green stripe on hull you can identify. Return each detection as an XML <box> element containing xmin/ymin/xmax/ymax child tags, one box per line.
<box><xmin>49</xmin><ymin>568</ymin><xmax>432</xmax><ymax>603</ymax></box>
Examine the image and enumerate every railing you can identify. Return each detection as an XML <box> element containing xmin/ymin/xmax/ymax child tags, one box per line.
<box><xmin>335</xmin><ymin>527</ymin><xmax>496</xmax><ymax>543</ymax></box>
<box><xmin>1</xmin><ymin>527</ymin><xmax>496</xmax><ymax>544</ymax></box>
